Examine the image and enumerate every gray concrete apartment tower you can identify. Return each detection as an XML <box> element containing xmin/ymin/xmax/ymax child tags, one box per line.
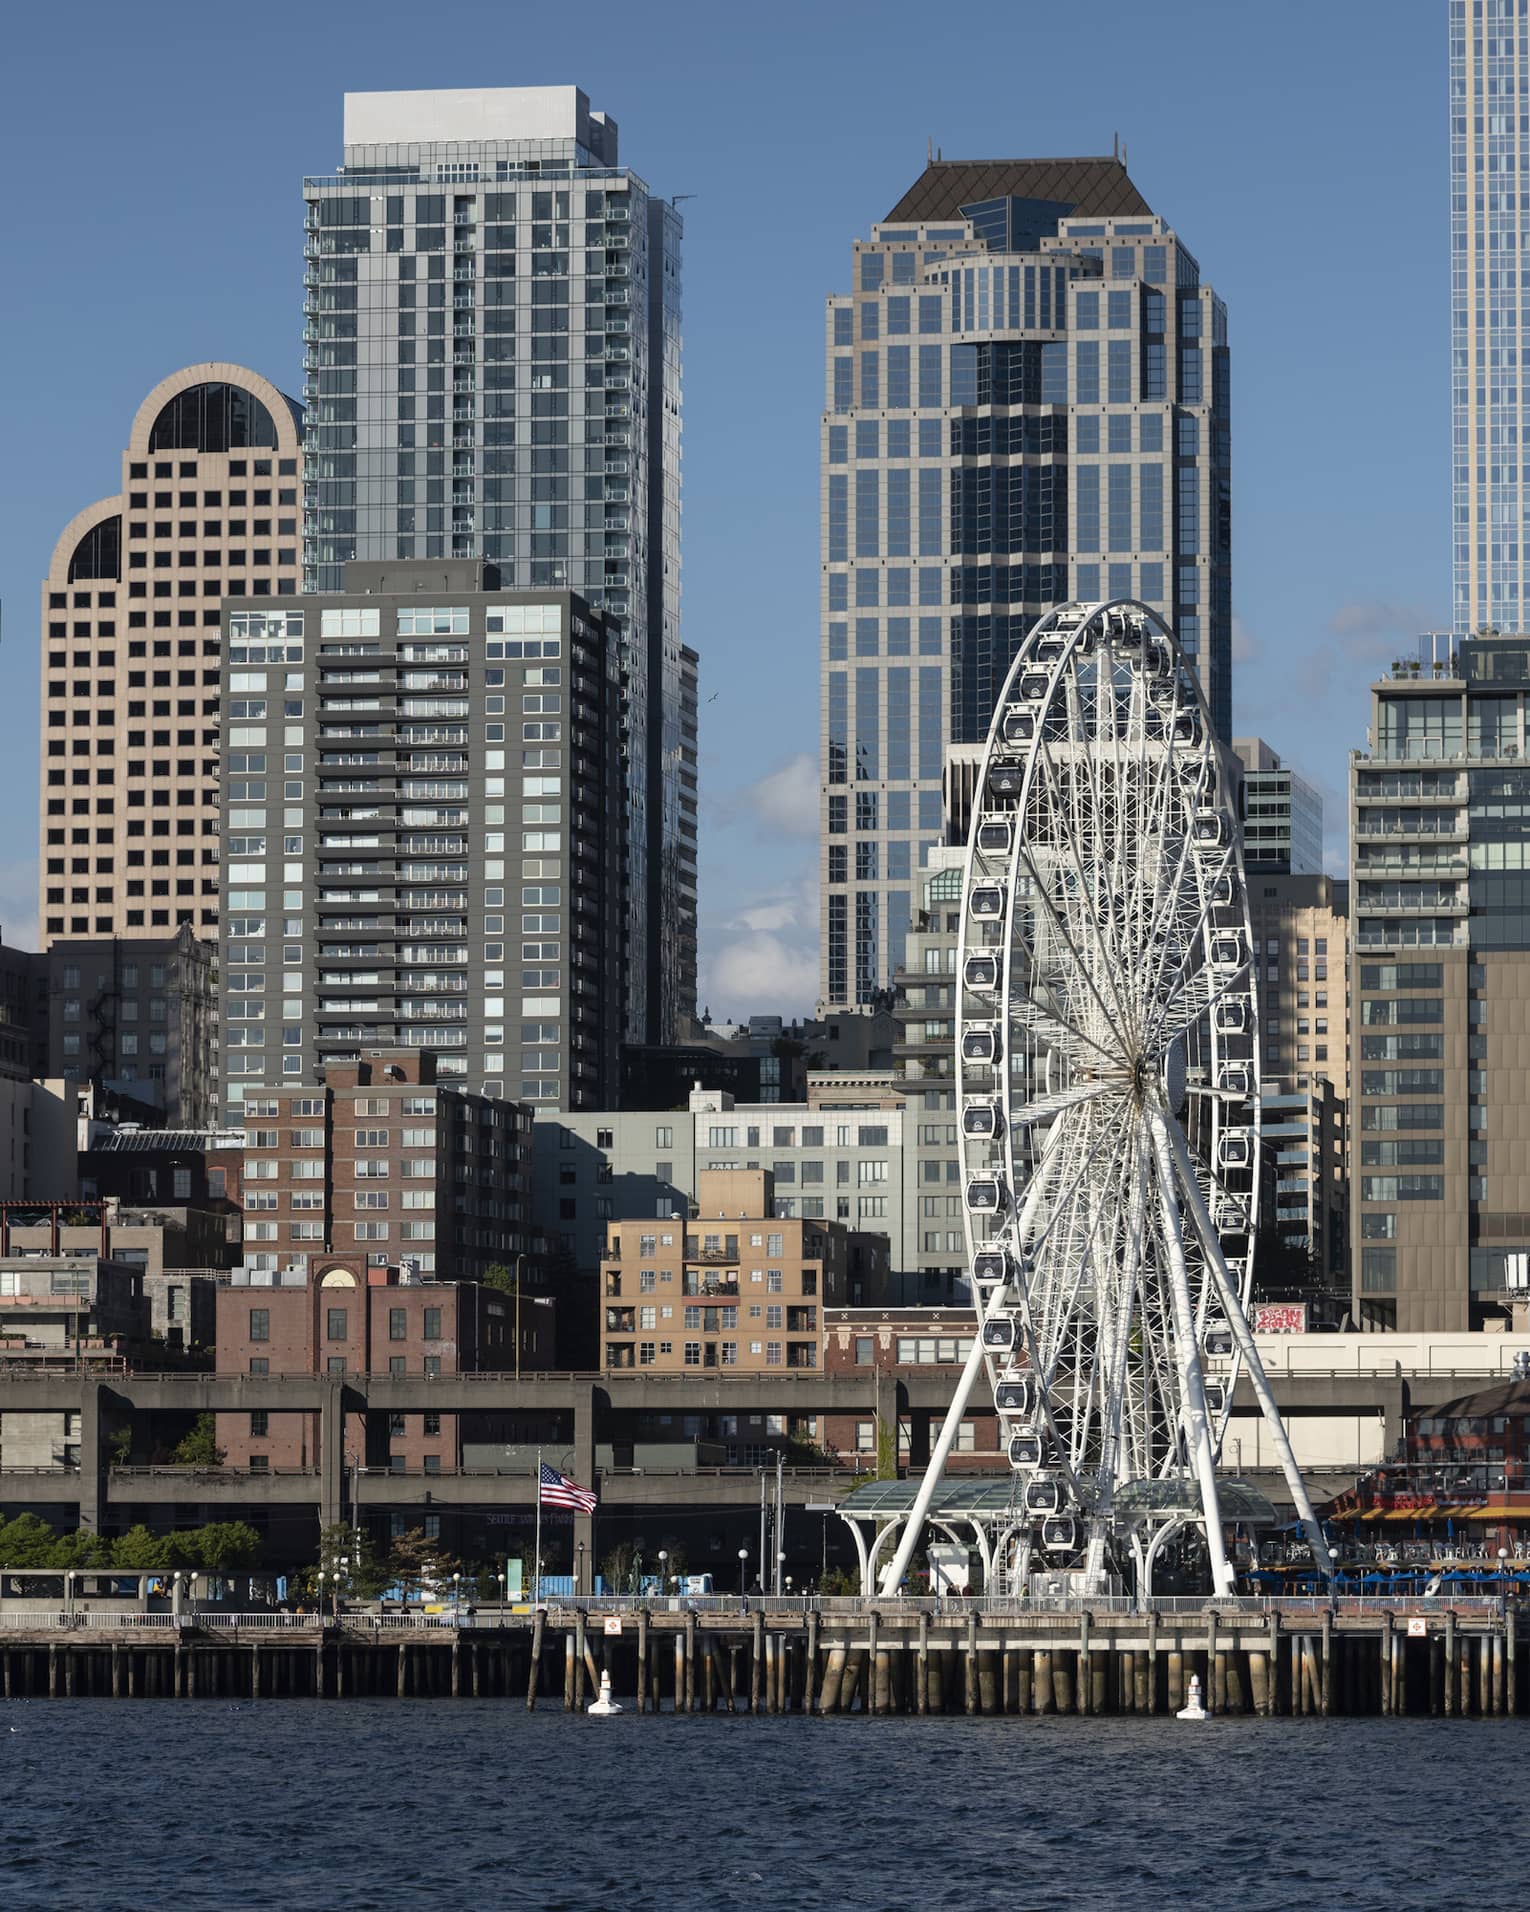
<box><xmin>819</xmin><ymin>158</ymin><xmax>1230</xmax><ymax>1006</ymax></box>
<box><xmin>216</xmin><ymin>561</ymin><xmax>627</xmax><ymax>1121</ymax></box>
<box><xmin>301</xmin><ymin>86</ymin><xmax>693</xmax><ymax>1044</ymax></box>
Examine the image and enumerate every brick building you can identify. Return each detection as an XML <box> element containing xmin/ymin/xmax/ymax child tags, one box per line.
<box><xmin>214</xmin><ymin>1257</ymin><xmax>532</xmax><ymax>1470</ymax></box>
<box><xmin>822</xmin><ymin>1307</ymin><xmax>1001</xmax><ymax>1471</ymax></box>
<box><xmin>240</xmin><ymin>1049</ymin><xmax>538</xmax><ymax>1282</ymax></box>
<box><xmin>600</xmin><ymin>1168</ymin><xmax>845</xmax><ymax>1373</ymax></box>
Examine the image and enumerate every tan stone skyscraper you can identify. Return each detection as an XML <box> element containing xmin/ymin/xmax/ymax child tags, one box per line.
<box><xmin>39</xmin><ymin>364</ymin><xmax>302</xmax><ymax>944</ymax></box>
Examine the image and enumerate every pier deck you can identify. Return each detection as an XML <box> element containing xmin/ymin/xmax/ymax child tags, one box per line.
<box><xmin>0</xmin><ymin>1597</ymin><xmax>1520</xmax><ymax>1716</ymax></box>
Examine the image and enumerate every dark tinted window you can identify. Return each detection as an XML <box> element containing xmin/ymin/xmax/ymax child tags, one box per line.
<box><xmin>68</xmin><ymin>517</ymin><xmax>121</xmax><ymax>581</ymax></box>
<box><xmin>149</xmin><ymin>383</ymin><xmax>279</xmax><ymax>452</ymax></box>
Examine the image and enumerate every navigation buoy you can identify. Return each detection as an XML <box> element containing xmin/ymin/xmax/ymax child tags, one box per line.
<box><xmin>587</xmin><ymin>1669</ymin><xmax>622</xmax><ymax>1715</ymax></box>
<box><xmin>1177</xmin><ymin>1674</ymin><xmax>1208</xmax><ymax>1721</ymax></box>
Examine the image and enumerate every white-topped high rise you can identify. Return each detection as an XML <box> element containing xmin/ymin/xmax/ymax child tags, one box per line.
<box><xmin>302</xmin><ymin>85</ymin><xmax>694</xmax><ymax>1043</ymax></box>
<box><xmin>1452</xmin><ymin>1</ymin><xmax>1530</xmax><ymax>633</ymax></box>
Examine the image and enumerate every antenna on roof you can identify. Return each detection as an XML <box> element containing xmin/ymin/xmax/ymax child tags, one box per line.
<box><xmin>1123</xmin><ymin>141</ymin><xmax>1129</xmax><ymax>167</ymax></box>
<box><xmin>928</xmin><ymin>136</ymin><xmax>933</xmax><ymax>165</ymax></box>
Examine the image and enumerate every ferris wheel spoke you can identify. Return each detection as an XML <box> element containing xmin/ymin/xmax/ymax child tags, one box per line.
<box><xmin>1028</xmin><ymin>723</ymin><xmax>1139</xmax><ymax>1046</ymax></box>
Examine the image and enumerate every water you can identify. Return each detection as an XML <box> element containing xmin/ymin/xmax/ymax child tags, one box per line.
<box><xmin>0</xmin><ymin>1701</ymin><xmax>1509</xmax><ymax>1909</ymax></box>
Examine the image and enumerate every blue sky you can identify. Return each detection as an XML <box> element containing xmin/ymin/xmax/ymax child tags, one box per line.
<box><xmin>0</xmin><ymin>0</ymin><xmax>1447</xmax><ymax>1017</ymax></box>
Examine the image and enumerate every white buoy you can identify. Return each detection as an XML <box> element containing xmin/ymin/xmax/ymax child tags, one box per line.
<box><xmin>1176</xmin><ymin>1673</ymin><xmax>1208</xmax><ymax>1721</ymax></box>
<box><xmin>587</xmin><ymin>1669</ymin><xmax>622</xmax><ymax>1715</ymax></box>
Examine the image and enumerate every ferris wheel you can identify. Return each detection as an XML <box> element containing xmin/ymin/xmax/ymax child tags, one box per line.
<box><xmin>881</xmin><ymin>601</ymin><xmax>1328</xmax><ymax>1599</ymax></box>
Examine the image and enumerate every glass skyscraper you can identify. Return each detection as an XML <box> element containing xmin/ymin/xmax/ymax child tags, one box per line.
<box><xmin>818</xmin><ymin>157</ymin><xmax>1231</xmax><ymax>1007</ymax></box>
<box><xmin>1452</xmin><ymin>0</ymin><xmax>1530</xmax><ymax>633</ymax></box>
<box><xmin>301</xmin><ymin>86</ymin><xmax>692</xmax><ymax>1043</ymax></box>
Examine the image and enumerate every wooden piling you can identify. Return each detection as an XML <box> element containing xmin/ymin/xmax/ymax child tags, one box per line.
<box><xmin>637</xmin><ymin>1609</ymin><xmax>649</xmax><ymax>1715</ymax></box>
<box><xmin>527</xmin><ymin>1610</ymin><xmax>544</xmax><ymax>1711</ymax></box>
<box><xmin>805</xmin><ymin>1610</ymin><xmax>821</xmax><ymax>1714</ymax></box>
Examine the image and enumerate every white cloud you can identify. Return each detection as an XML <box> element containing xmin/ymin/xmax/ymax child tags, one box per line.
<box><xmin>731</xmin><ymin>752</ymin><xmax>819</xmax><ymax>841</ymax></box>
<box><xmin>698</xmin><ymin>864</ymin><xmax>821</xmax><ymax>1023</ymax></box>
<box><xmin>1231</xmin><ymin>613</ymin><xmax>1262</xmax><ymax>666</ymax></box>
<box><xmin>707</xmin><ymin>932</ymin><xmax>820</xmax><ymax>1011</ymax></box>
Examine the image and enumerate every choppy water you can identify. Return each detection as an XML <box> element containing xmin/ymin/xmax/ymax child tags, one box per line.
<box><xmin>0</xmin><ymin>1700</ymin><xmax>1509</xmax><ymax>1909</ymax></box>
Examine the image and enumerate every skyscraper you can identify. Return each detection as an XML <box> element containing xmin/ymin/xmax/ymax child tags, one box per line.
<box><xmin>1233</xmin><ymin>737</ymin><xmax>1324</xmax><ymax>874</ymax></box>
<box><xmin>39</xmin><ymin>363</ymin><xmax>303</xmax><ymax>945</ymax></box>
<box><xmin>1451</xmin><ymin>0</ymin><xmax>1530</xmax><ymax>633</ymax></box>
<box><xmin>301</xmin><ymin>86</ymin><xmax>692</xmax><ymax>1042</ymax></box>
<box><xmin>217</xmin><ymin>560</ymin><xmax>627</xmax><ymax>1119</ymax></box>
<box><xmin>1349</xmin><ymin>634</ymin><xmax>1530</xmax><ymax>1333</ymax></box>
<box><xmin>818</xmin><ymin>159</ymin><xmax>1231</xmax><ymax>1007</ymax></box>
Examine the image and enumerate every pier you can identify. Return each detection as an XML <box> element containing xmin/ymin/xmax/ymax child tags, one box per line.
<box><xmin>1</xmin><ymin>1597</ymin><xmax>1525</xmax><ymax>1717</ymax></box>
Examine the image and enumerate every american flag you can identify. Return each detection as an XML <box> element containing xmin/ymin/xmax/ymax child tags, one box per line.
<box><xmin>539</xmin><ymin>1462</ymin><xmax>597</xmax><ymax>1513</ymax></box>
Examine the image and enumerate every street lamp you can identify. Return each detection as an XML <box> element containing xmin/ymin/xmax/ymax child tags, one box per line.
<box><xmin>331</xmin><ymin>1570</ymin><xmax>342</xmax><ymax>1619</ymax></box>
<box><xmin>1499</xmin><ymin>1546</ymin><xmax>1511</xmax><ymax>1598</ymax></box>
<box><xmin>496</xmin><ymin>1571</ymin><xmax>506</xmax><ymax>1609</ymax></box>
<box><xmin>452</xmin><ymin>1570</ymin><xmax>462</xmax><ymax>1619</ymax></box>
<box><xmin>738</xmin><ymin>1547</ymin><xmax>749</xmax><ymax>1595</ymax></box>
<box><xmin>576</xmin><ymin>1540</ymin><xmax>586</xmax><ymax>1596</ymax></box>
<box><xmin>657</xmin><ymin>1549</ymin><xmax>668</xmax><ymax>1596</ymax></box>
<box><xmin>776</xmin><ymin>1548</ymin><xmax>786</xmax><ymax>1598</ymax></box>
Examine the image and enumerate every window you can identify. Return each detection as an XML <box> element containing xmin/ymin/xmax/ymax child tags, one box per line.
<box><xmin>249</xmin><ymin>1410</ymin><xmax>268</xmax><ymax>1437</ymax></box>
<box><xmin>423</xmin><ymin>1307</ymin><xmax>442</xmax><ymax>1340</ymax></box>
<box><xmin>389</xmin><ymin>1308</ymin><xmax>407</xmax><ymax>1340</ymax></box>
<box><xmin>326</xmin><ymin>1308</ymin><xmax>347</xmax><ymax>1340</ymax></box>
<box><xmin>248</xmin><ymin>1308</ymin><xmax>269</xmax><ymax>1342</ymax></box>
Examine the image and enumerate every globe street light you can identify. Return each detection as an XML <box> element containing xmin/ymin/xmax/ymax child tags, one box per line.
<box><xmin>776</xmin><ymin>1549</ymin><xmax>786</xmax><ymax>1597</ymax></box>
<box><xmin>657</xmin><ymin>1550</ymin><xmax>668</xmax><ymax>1596</ymax></box>
<box><xmin>738</xmin><ymin>1547</ymin><xmax>749</xmax><ymax>1595</ymax></box>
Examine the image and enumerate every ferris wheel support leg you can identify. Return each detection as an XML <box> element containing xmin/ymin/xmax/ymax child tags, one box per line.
<box><xmin>1158</xmin><ymin>1114</ymin><xmax>1332</xmax><ymax>1582</ymax></box>
<box><xmin>877</xmin><ymin>1315</ymin><xmax>990</xmax><ymax>1597</ymax></box>
<box><xmin>1147</xmin><ymin>1111</ymin><xmax>1237</xmax><ymax>1599</ymax></box>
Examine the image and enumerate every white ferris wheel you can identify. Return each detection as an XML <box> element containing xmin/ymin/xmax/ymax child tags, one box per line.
<box><xmin>881</xmin><ymin>600</ymin><xmax>1329</xmax><ymax>1599</ymax></box>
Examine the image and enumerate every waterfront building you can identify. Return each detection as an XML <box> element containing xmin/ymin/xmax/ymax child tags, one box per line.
<box><xmin>1349</xmin><ymin>634</ymin><xmax>1530</xmax><ymax>1331</ymax></box>
<box><xmin>1452</xmin><ymin>0</ymin><xmax>1530</xmax><ymax>633</ymax></box>
<box><xmin>0</xmin><ymin>1253</ymin><xmax>149</xmax><ymax>1470</ymax></box>
<box><xmin>535</xmin><ymin>1084</ymin><xmax>918</xmax><ymax>1283</ymax></box>
<box><xmin>301</xmin><ymin>85</ymin><xmax>693</xmax><ymax>1043</ymax></box>
<box><xmin>1234</xmin><ymin>737</ymin><xmax>1324</xmax><ymax>875</ymax></box>
<box><xmin>38</xmin><ymin>364</ymin><xmax>302</xmax><ymax>946</ymax></box>
<box><xmin>216</xmin><ymin>560</ymin><xmax>626</xmax><ymax>1119</ymax></box>
<box><xmin>599</xmin><ymin>1167</ymin><xmax>844</xmax><ymax>1373</ymax></box>
<box><xmin>214</xmin><ymin>1257</ymin><xmax>533</xmax><ymax>1475</ymax></box>
<box><xmin>819</xmin><ymin>157</ymin><xmax>1230</xmax><ymax>1005</ymax></box>
<box><xmin>822</xmin><ymin>1306</ymin><xmax>997</xmax><ymax>1470</ymax></box>
<box><xmin>237</xmin><ymin>1049</ymin><xmax>539</xmax><ymax>1284</ymax></box>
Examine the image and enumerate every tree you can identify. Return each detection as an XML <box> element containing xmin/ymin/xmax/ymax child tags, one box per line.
<box><xmin>317</xmin><ymin>1521</ymin><xmax>390</xmax><ymax>1599</ymax></box>
<box><xmin>188</xmin><ymin>1522</ymin><xmax>263</xmax><ymax>1570</ymax></box>
<box><xmin>50</xmin><ymin>1530</ymin><xmax>110</xmax><ymax>1569</ymax></box>
<box><xmin>0</xmin><ymin>1514</ymin><xmax>61</xmax><ymax>1566</ymax></box>
<box><xmin>170</xmin><ymin>1414</ymin><xmax>224</xmax><ymax>1468</ymax></box>
<box><xmin>481</xmin><ymin>1262</ymin><xmax>515</xmax><ymax>1295</ymax></box>
<box><xmin>111</xmin><ymin>1525</ymin><xmax>170</xmax><ymax>1569</ymax></box>
<box><xmin>600</xmin><ymin>1541</ymin><xmax>642</xmax><ymax>1594</ymax></box>
<box><xmin>107</xmin><ymin>1425</ymin><xmax>133</xmax><ymax>1466</ymax></box>
<box><xmin>388</xmin><ymin>1527</ymin><xmax>461</xmax><ymax>1601</ymax></box>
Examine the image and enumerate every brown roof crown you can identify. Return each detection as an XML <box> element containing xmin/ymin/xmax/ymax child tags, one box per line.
<box><xmin>885</xmin><ymin>157</ymin><xmax>1152</xmax><ymax>227</ymax></box>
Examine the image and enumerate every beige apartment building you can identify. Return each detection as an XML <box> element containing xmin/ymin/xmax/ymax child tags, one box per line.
<box><xmin>1247</xmin><ymin>873</ymin><xmax>1351</xmax><ymax>1292</ymax></box>
<box><xmin>600</xmin><ymin>1168</ymin><xmax>846</xmax><ymax>1373</ymax></box>
<box><xmin>39</xmin><ymin>363</ymin><xmax>302</xmax><ymax>944</ymax></box>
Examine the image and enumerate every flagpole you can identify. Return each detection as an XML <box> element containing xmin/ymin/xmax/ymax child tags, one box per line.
<box><xmin>533</xmin><ymin>1448</ymin><xmax>542</xmax><ymax>1604</ymax></box>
